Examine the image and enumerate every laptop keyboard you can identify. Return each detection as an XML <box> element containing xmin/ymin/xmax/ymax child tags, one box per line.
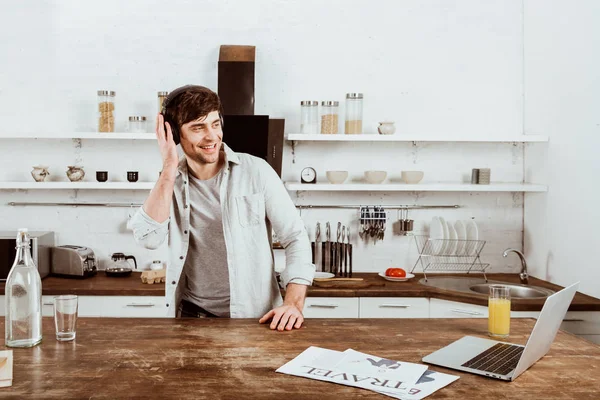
<box><xmin>461</xmin><ymin>343</ymin><xmax>524</xmax><ymax>376</ymax></box>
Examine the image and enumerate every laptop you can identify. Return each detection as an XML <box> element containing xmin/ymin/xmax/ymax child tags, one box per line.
<box><xmin>422</xmin><ymin>282</ymin><xmax>579</xmax><ymax>381</ymax></box>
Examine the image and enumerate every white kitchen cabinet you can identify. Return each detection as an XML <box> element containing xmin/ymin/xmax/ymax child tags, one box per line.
<box><xmin>78</xmin><ymin>296</ymin><xmax>166</xmax><ymax>318</ymax></box>
<box><xmin>560</xmin><ymin>311</ymin><xmax>600</xmax><ymax>335</ymax></box>
<box><xmin>303</xmin><ymin>297</ymin><xmax>359</xmax><ymax>318</ymax></box>
<box><xmin>359</xmin><ymin>298</ymin><xmax>429</xmax><ymax>318</ymax></box>
<box><xmin>429</xmin><ymin>298</ymin><xmax>488</xmax><ymax>318</ymax></box>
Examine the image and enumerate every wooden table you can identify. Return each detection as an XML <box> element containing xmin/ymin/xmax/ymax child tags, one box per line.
<box><xmin>2</xmin><ymin>318</ymin><xmax>599</xmax><ymax>399</ymax></box>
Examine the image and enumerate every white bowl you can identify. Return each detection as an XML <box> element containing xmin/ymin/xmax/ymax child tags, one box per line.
<box><xmin>401</xmin><ymin>171</ymin><xmax>424</xmax><ymax>184</ymax></box>
<box><xmin>326</xmin><ymin>171</ymin><xmax>348</xmax><ymax>184</ymax></box>
<box><xmin>364</xmin><ymin>171</ymin><xmax>387</xmax><ymax>184</ymax></box>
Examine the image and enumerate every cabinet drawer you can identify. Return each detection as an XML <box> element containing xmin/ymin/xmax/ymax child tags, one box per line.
<box><xmin>561</xmin><ymin>311</ymin><xmax>600</xmax><ymax>335</ymax></box>
<box><xmin>304</xmin><ymin>297</ymin><xmax>359</xmax><ymax>318</ymax></box>
<box><xmin>430</xmin><ymin>299</ymin><xmax>488</xmax><ymax>318</ymax></box>
<box><xmin>79</xmin><ymin>296</ymin><xmax>166</xmax><ymax>318</ymax></box>
<box><xmin>360</xmin><ymin>298</ymin><xmax>429</xmax><ymax>318</ymax></box>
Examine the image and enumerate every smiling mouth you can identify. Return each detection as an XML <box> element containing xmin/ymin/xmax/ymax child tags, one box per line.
<box><xmin>199</xmin><ymin>143</ymin><xmax>218</xmax><ymax>150</ymax></box>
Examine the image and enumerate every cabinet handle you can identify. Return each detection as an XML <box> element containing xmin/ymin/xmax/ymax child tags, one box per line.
<box><xmin>563</xmin><ymin>319</ymin><xmax>585</xmax><ymax>322</ymax></box>
<box><xmin>308</xmin><ymin>304</ymin><xmax>339</xmax><ymax>309</ymax></box>
<box><xmin>43</xmin><ymin>302</ymin><xmax>53</xmax><ymax>306</ymax></box>
<box><xmin>450</xmin><ymin>308</ymin><xmax>483</xmax><ymax>316</ymax></box>
<box><xmin>379</xmin><ymin>304</ymin><xmax>411</xmax><ymax>308</ymax></box>
<box><xmin>126</xmin><ymin>303</ymin><xmax>156</xmax><ymax>308</ymax></box>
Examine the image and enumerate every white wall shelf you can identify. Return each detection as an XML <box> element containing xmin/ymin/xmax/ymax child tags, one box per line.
<box><xmin>285</xmin><ymin>182</ymin><xmax>548</xmax><ymax>192</ymax></box>
<box><xmin>0</xmin><ymin>182</ymin><xmax>155</xmax><ymax>190</ymax></box>
<box><xmin>286</xmin><ymin>134</ymin><xmax>549</xmax><ymax>143</ymax></box>
<box><xmin>0</xmin><ymin>132</ymin><xmax>156</xmax><ymax>140</ymax></box>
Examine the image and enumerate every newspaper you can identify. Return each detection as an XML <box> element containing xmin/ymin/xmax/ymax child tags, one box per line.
<box><xmin>276</xmin><ymin>347</ymin><xmax>459</xmax><ymax>400</ymax></box>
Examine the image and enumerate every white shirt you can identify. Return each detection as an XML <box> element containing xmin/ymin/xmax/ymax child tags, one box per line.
<box><xmin>129</xmin><ymin>143</ymin><xmax>315</xmax><ymax>318</ymax></box>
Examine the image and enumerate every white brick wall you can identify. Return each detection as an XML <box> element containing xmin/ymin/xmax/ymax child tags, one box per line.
<box><xmin>0</xmin><ymin>0</ymin><xmax>527</xmax><ymax>274</ymax></box>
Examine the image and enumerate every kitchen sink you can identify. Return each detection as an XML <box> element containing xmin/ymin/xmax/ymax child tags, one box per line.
<box><xmin>418</xmin><ymin>276</ymin><xmax>555</xmax><ymax>299</ymax></box>
<box><xmin>469</xmin><ymin>283</ymin><xmax>554</xmax><ymax>299</ymax></box>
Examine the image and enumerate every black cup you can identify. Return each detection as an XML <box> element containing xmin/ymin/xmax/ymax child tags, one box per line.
<box><xmin>96</xmin><ymin>171</ymin><xmax>108</xmax><ymax>182</ymax></box>
<box><xmin>127</xmin><ymin>171</ymin><xmax>139</xmax><ymax>182</ymax></box>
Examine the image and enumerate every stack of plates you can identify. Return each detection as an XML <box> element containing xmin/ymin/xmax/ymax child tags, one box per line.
<box><xmin>429</xmin><ymin>217</ymin><xmax>479</xmax><ymax>256</ymax></box>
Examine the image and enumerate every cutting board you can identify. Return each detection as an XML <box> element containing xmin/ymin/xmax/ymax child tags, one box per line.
<box><xmin>312</xmin><ymin>279</ymin><xmax>385</xmax><ymax>289</ymax></box>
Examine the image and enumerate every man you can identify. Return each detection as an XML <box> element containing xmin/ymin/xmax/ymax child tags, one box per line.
<box><xmin>129</xmin><ymin>85</ymin><xmax>314</xmax><ymax>331</ymax></box>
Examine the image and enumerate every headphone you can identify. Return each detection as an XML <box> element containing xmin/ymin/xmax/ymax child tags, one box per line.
<box><xmin>161</xmin><ymin>85</ymin><xmax>224</xmax><ymax>145</ymax></box>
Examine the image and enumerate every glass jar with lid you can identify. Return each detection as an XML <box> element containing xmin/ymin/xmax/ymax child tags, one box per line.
<box><xmin>345</xmin><ymin>93</ymin><xmax>363</xmax><ymax>134</ymax></box>
<box><xmin>320</xmin><ymin>101</ymin><xmax>339</xmax><ymax>134</ymax></box>
<box><xmin>158</xmin><ymin>91</ymin><xmax>168</xmax><ymax>113</ymax></box>
<box><xmin>128</xmin><ymin>116</ymin><xmax>147</xmax><ymax>133</ymax></box>
<box><xmin>98</xmin><ymin>90</ymin><xmax>116</xmax><ymax>132</ymax></box>
<box><xmin>300</xmin><ymin>101</ymin><xmax>319</xmax><ymax>134</ymax></box>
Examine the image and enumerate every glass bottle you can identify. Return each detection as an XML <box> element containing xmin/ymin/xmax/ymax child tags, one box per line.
<box><xmin>5</xmin><ymin>229</ymin><xmax>43</xmax><ymax>348</ymax></box>
<box><xmin>345</xmin><ymin>93</ymin><xmax>363</xmax><ymax>134</ymax></box>
<box><xmin>158</xmin><ymin>91</ymin><xmax>168</xmax><ymax>113</ymax></box>
<box><xmin>320</xmin><ymin>101</ymin><xmax>339</xmax><ymax>134</ymax></box>
<box><xmin>300</xmin><ymin>101</ymin><xmax>319</xmax><ymax>134</ymax></box>
<box><xmin>97</xmin><ymin>90</ymin><xmax>116</xmax><ymax>132</ymax></box>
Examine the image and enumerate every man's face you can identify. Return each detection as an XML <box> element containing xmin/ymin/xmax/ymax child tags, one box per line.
<box><xmin>179</xmin><ymin>110</ymin><xmax>223</xmax><ymax>165</ymax></box>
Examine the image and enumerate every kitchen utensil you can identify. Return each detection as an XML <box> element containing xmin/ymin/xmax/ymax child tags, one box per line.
<box><xmin>377</xmin><ymin>272</ymin><xmax>415</xmax><ymax>282</ymax></box>
<box><xmin>466</xmin><ymin>220</ymin><xmax>479</xmax><ymax>255</ymax></box>
<box><xmin>364</xmin><ymin>171</ymin><xmax>387</xmax><ymax>184</ymax></box>
<box><xmin>454</xmin><ymin>220</ymin><xmax>467</xmax><ymax>255</ymax></box>
<box><xmin>347</xmin><ymin>226</ymin><xmax>353</xmax><ymax>277</ymax></box>
<box><xmin>341</xmin><ymin>226</ymin><xmax>346</xmax><ymax>277</ymax></box>
<box><xmin>66</xmin><ymin>166</ymin><xmax>85</xmax><ymax>182</ymax></box>
<box><xmin>313</xmin><ymin>222</ymin><xmax>321</xmax><ymax>271</ymax></box>
<box><xmin>377</xmin><ymin>121</ymin><xmax>396</xmax><ymax>135</ymax></box>
<box><xmin>314</xmin><ymin>272</ymin><xmax>334</xmax><ymax>279</ymax></box>
<box><xmin>50</xmin><ymin>245</ymin><xmax>97</xmax><ymax>278</ymax></box>
<box><xmin>105</xmin><ymin>252</ymin><xmax>137</xmax><ymax>277</ymax></box>
<box><xmin>96</xmin><ymin>171</ymin><xmax>108</xmax><ymax>182</ymax></box>
<box><xmin>446</xmin><ymin>222</ymin><xmax>458</xmax><ymax>255</ymax></box>
<box><xmin>31</xmin><ymin>166</ymin><xmax>50</xmax><ymax>182</ymax></box>
<box><xmin>335</xmin><ymin>222</ymin><xmax>342</xmax><ymax>276</ymax></box>
<box><xmin>471</xmin><ymin>169</ymin><xmax>480</xmax><ymax>184</ymax></box>
<box><xmin>401</xmin><ymin>171</ymin><xmax>424</xmax><ymax>184</ymax></box>
<box><xmin>430</xmin><ymin>216</ymin><xmax>445</xmax><ymax>255</ymax></box>
<box><xmin>313</xmin><ymin>277</ymin><xmax>363</xmax><ymax>282</ymax></box>
<box><xmin>478</xmin><ymin>168</ymin><xmax>491</xmax><ymax>184</ymax></box>
<box><xmin>312</xmin><ymin>280</ymin><xmax>384</xmax><ymax>289</ymax></box>
<box><xmin>438</xmin><ymin>216</ymin><xmax>450</xmax><ymax>255</ymax></box>
<box><xmin>54</xmin><ymin>295</ymin><xmax>77</xmax><ymax>341</ymax></box>
<box><xmin>127</xmin><ymin>171</ymin><xmax>139</xmax><ymax>182</ymax></box>
<box><xmin>326</xmin><ymin>171</ymin><xmax>348</xmax><ymax>184</ymax></box>
<box><xmin>324</xmin><ymin>222</ymin><xmax>331</xmax><ymax>273</ymax></box>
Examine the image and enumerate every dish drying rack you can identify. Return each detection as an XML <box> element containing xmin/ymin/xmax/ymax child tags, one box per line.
<box><xmin>410</xmin><ymin>235</ymin><xmax>489</xmax><ymax>282</ymax></box>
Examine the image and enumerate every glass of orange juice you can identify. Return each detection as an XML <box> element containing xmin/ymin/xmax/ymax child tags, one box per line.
<box><xmin>488</xmin><ymin>285</ymin><xmax>511</xmax><ymax>339</ymax></box>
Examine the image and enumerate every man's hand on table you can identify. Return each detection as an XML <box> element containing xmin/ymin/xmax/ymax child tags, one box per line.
<box><xmin>259</xmin><ymin>282</ymin><xmax>307</xmax><ymax>331</ymax></box>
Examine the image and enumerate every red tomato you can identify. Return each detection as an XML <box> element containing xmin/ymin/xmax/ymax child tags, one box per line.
<box><xmin>385</xmin><ymin>268</ymin><xmax>406</xmax><ymax>278</ymax></box>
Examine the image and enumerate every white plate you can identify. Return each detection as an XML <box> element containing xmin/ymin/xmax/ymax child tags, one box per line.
<box><xmin>454</xmin><ymin>220</ymin><xmax>467</xmax><ymax>255</ymax></box>
<box><xmin>438</xmin><ymin>216</ymin><xmax>450</xmax><ymax>255</ymax></box>
<box><xmin>314</xmin><ymin>272</ymin><xmax>335</xmax><ymax>279</ymax></box>
<box><xmin>446</xmin><ymin>222</ymin><xmax>458</xmax><ymax>255</ymax></box>
<box><xmin>378</xmin><ymin>272</ymin><xmax>415</xmax><ymax>282</ymax></box>
<box><xmin>465</xmin><ymin>220</ymin><xmax>479</xmax><ymax>255</ymax></box>
<box><xmin>429</xmin><ymin>216</ymin><xmax>445</xmax><ymax>255</ymax></box>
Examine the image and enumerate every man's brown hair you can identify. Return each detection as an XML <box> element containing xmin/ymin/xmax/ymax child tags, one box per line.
<box><xmin>163</xmin><ymin>85</ymin><xmax>224</xmax><ymax>132</ymax></box>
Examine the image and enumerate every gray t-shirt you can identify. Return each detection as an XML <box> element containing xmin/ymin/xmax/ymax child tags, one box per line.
<box><xmin>181</xmin><ymin>167</ymin><xmax>230</xmax><ymax>317</ymax></box>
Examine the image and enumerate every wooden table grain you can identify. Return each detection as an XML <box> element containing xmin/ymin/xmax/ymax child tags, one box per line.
<box><xmin>1</xmin><ymin>318</ymin><xmax>599</xmax><ymax>399</ymax></box>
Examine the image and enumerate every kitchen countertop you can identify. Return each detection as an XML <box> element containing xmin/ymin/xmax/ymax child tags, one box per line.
<box><xmin>3</xmin><ymin>272</ymin><xmax>599</xmax><ymax>312</ymax></box>
<box><xmin>2</xmin><ymin>318</ymin><xmax>599</xmax><ymax>399</ymax></box>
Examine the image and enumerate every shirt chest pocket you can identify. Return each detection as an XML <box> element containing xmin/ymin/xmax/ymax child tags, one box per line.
<box><xmin>234</xmin><ymin>193</ymin><xmax>265</xmax><ymax>227</ymax></box>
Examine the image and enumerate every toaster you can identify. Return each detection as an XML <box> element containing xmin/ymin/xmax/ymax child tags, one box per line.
<box><xmin>51</xmin><ymin>245</ymin><xmax>98</xmax><ymax>278</ymax></box>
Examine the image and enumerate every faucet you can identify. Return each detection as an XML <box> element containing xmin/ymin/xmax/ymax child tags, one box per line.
<box><xmin>503</xmin><ymin>248</ymin><xmax>529</xmax><ymax>284</ymax></box>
